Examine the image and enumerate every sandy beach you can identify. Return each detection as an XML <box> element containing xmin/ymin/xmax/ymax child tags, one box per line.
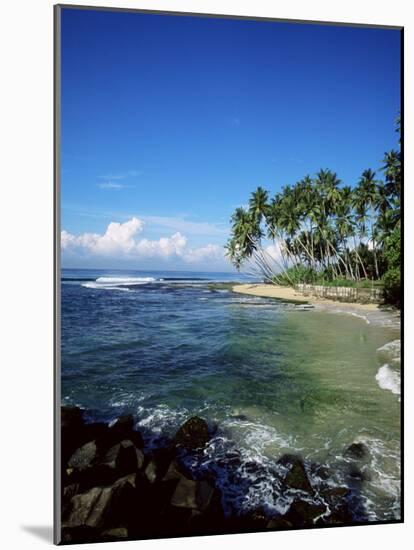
<box><xmin>232</xmin><ymin>284</ymin><xmax>381</xmax><ymax>312</ymax></box>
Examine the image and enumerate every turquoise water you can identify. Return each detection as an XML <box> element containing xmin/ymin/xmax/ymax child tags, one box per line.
<box><xmin>61</xmin><ymin>268</ymin><xmax>401</xmax><ymax>521</ymax></box>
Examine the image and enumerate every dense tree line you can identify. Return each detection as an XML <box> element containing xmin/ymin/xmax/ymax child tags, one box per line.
<box><xmin>226</xmin><ymin>118</ymin><xmax>401</xmax><ymax>305</ymax></box>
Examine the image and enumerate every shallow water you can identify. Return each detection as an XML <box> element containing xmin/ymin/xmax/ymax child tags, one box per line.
<box><xmin>61</xmin><ymin>268</ymin><xmax>401</xmax><ymax>522</ymax></box>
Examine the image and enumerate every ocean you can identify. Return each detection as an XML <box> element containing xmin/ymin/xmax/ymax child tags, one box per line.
<box><xmin>61</xmin><ymin>268</ymin><xmax>401</xmax><ymax>522</ymax></box>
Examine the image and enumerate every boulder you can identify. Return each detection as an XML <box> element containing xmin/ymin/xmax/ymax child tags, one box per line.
<box><xmin>101</xmin><ymin>527</ymin><xmax>129</xmax><ymax>541</ymax></box>
<box><xmin>61</xmin><ymin>406</ymin><xmax>84</xmax><ymax>430</ymax></box>
<box><xmin>60</xmin><ymin>525</ymin><xmax>99</xmax><ymax>544</ymax></box>
<box><xmin>102</xmin><ymin>439</ymin><xmax>144</xmax><ymax>474</ymax></box>
<box><xmin>68</xmin><ymin>441</ymin><xmax>97</xmax><ymax>471</ymax></box>
<box><xmin>170</xmin><ymin>477</ymin><xmax>198</xmax><ymax>509</ymax></box>
<box><xmin>109</xmin><ymin>415</ymin><xmax>144</xmax><ymax>448</ymax></box>
<box><xmin>163</xmin><ymin>459</ymin><xmax>193</xmax><ymax>482</ymax></box>
<box><xmin>174</xmin><ymin>417</ymin><xmax>210</xmax><ymax>449</ymax></box>
<box><xmin>63</xmin><ymin>486</ymin><xmax>113</xmax><ymax>529</ymax></box>
<box><xmin>323</xmin><ymin>486</ymin><xmax>350</xmax><ymax>499</ymax></box>
<box><xmin>144</xmin><ymin>447</ymin><xmax>174</xmax><ymax>484</ymax></box>
<box><xmin>284</xmin><ymin>499</ymin><xmax>326</xmax><ymax>526</ymax></box>
<box><xmin>344</xmin><ymin>442</ymin><xmax>368</xmax><ymax>460</ymax></box>
<box><xmin>63</xmin><ymin>474</ymin><xmax>138</xmax><ymax>530</ymax></box>
<box><xmin>266</xmin><ymin>516</ymin><xmax>293</xmax><ymax>530</ymax></box>
<box><xmin>278</xmin><ymin>455</ymin><xmax>313</xmax><ymax>493</ymax></box>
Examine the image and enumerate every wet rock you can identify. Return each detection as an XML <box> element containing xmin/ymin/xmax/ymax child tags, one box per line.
<box><xmin>63</xmin><ymin>474</ymin><xmax>138</xmax><ymax>530</ymax></box>
<box><xmin>144</xmin><ymin>461</ymin><xmax>158</xmax><ymax>483</ymax></box>
<box><xmin>170</xmin><ymin>477</ymin><xmax>198</xmax><ymax>509</ymax></box>
<box><xmin>68</xmin><ymin>441</ymin><xmax>97</xmax><ymax>471</ymax></box>
<box><xmin>63</xmin><ymin>486</ymin><xmax>113</xmax><ymax>529</ymax></box>
<box><xmin>344</xmin><ymin>442</ymin><xmax>368</xmax><ymax>460</ymax></box>
<box><xmin>320</xmin><ymin>502</ymin><xmax>353</xmax><ymax>525</ymax></box>
<box><xmin>168</xmin><ymin>472</ymin><xmax>219</xmax><ymax>515</ymax></box>
<box><xmin>347</xmin><ymin>464</ymin><xmax>370</xmax><ymax>481</ymax></box>
<box><xmin>61</xmin><ymin>525</ymin><xmax>99</xmax><ymax>544</ymax></box>
<box><xmin>196</xmin><ymin>480</ymin><xmax>217</xmax><ymax>512</ymax></box>
<box><xmin>101</xmin><ymin>527</ymin><xmax>129</xmax><ymax>541</ymax></box>
<box><xmin>323</xmin><ymin>486</ymin><xmax>350</xmax><ymax>499</ymax></box>
<box><xmin>266</xmin><ymin>516</ymin><xmax>293</xmax><ymax>530</ymax></box>
<box><xmin>103</xmin><ymin>440</ymin><xmax>144</xmax><ymax>475</ymax></box>
<box><xmin>144</xmin><ymin>448</ymin><xmax>174</xmax><ymax>483</ymax></box>
<box><xmin>279</xmin><ymin>455</ymin><xmax>313</xmax><ymax>493</ymax></box>
<box><xmin>107</xmin><ymin>415</ymin><xmax>144</xmax><ymax>449</ymax></box>
<box><xmin>284</xmin><ymin>499</ymin><xmax>326</xmax><ymax>526</ymax></box>
<box><xmin>245</xmin><ymin>508</ymin><xmax>268</xmax><ymax>528</ymax></box>
<box><xmin>174</xmin><ymin>417</ymin><xmax>210</xmax><ymax>449</ymax></box>
<box><xmin>61</xmin><ymin>407</ymin><xmax>87</xmax><ymax>464</ymax></box>
<box><xmin>61</xmin><ymin>406</ymin><xmax>84</xmax><ymax>430</ymax></box>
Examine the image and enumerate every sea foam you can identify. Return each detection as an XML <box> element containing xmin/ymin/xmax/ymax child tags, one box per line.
<box><xmin>81</xmin><ymin>276</ymin><xmax>156</xmax><ymax>290</ymax></box>
<box><xmin>375</xmin><ymin>365</ymin><xmax>400</xmax><ymax>396</ymax></box>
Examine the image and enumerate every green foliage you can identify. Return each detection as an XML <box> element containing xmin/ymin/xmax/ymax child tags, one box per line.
<box><xmin>226</xmin><ymin>116</ymin><xmax>401</xmax><ymax>306</ymax></box>
<box><xmin>273</xmin><ymin>265</ymin><xmax>318</xmax><ymax>286</ymax></box>
<box><xmin>382</xmin><ymin>226</ymin><xmax>401</xmax><ymax>307</ymax></box>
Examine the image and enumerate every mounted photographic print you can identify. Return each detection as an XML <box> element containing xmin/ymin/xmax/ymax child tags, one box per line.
<box><xmin>54</xmin><ymin>4</ymin><xmax>403</xmax><ymax>545</ymax></box>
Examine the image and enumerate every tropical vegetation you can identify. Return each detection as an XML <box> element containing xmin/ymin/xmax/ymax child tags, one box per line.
<box><xmin>226</xmin><ymin>118</ymin><xmax>401</xmax><ymax>306</ymax></box>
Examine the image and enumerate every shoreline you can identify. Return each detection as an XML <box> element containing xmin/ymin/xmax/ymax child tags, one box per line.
<box><xmin>232</xmin><ymin>284</ymin><xmax>383</xmax><ymax>312</ymax></box>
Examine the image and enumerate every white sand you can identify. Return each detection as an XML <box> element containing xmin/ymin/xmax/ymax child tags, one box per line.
<box><xmin>232</xmin><ymin>284</ymin><xmax>381</xmax><ymax>312</ymax></box>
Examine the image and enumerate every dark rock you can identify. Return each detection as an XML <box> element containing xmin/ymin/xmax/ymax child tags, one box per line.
<box><xmin>170</xmin><ymin>477</ymin><xmax>198</xmax><ymax>509</ymax></box>
<box><xmin>103</xmin><ymin>439</ymin><xmax>144</xmax><ymax>475</ymax></box>
<box><xmin>323</xmin><ymin>486</ymin><xmax>350</xmax><ymax>499</ymax></box>
<box><xmin>196</xmin><ymin>480</ymin><xmax>217</xmax><ymax>512</ymax></box>
<box><xmin>284</xmin><ymin>499</ymin><xmax>326</xmax><ymax>526</ymax></box>
<box><xmin>80</xmin><ymin>414</ymin><xmax>143</xmax><ymax>454</ymax></box>
<box><xmin>174</xmin><ymin>417</ymin><xmax>210</xmax><ymax>449</ymax></box>
<box><xmin>320</xmin><ymin>503</ymin><xmax>353</xmax><ymax>525</ymax></box>
<box><xmin>163</xmin><ymin>459</ymin><xmax>193</xmax><ymax>482</ymax></box>
<box><xmin>144</xmin><ymin>461</ymin><xmax>158</xmax><ymax>483</ymax></box>
<box><xmin>63</xmin><ymin>474</ymin><xmax>138</xmax><ymax>530</ymax></box>
<box><xmin>101</xmin><ymin>527</ymin><xmax>129</xmax><ymax>541</ymax></box>
<box><xmin>285</xmin><ymin>457</ymin><xmax>313</xmax><ymax>493</ymax></box>
<box><xmin>68</xmin><ymin>441</ymin><xmax>97</xmax><ymax>471</ymax></box>
<box><xmin>111</xmin><ymin>414</ymin><xmax>134</xmax><ymax>432</ymax></box>
<box><xmin>61</xmin><ymin>406</ymin><xmax>84</xmax><ymax>430</ymax></box>
<box><xmin>63</xmin><ymin>486</ymin><xmax>114</xmax><ymax>529</ymax></box>
<box><xmin>347</xmin><ymin>464</ymin><xmax>370</xmax><ymax>481</ymax></box>
<box><xmin>277</xmin><ymin>453</ymin><xmax>302</xmax><ymax>467</ymax></box>
<box><xmin>266</xmin><ymin>517</ymin><xmax>293</xmax><ymax>530</ymax></box>
<box><xmin>244</xmin><ymin>508</ymin><xmax>268</xmax><ymax>529</ymax></box>
<box><xmin>144</xmin><ymin>447</ymin><xmax>175</xmax><ymax>483</ymax></box>
<box><xmin>62</xmin><ymin>483</ymin><xmax>80</xmax><ymax>516</ymax></box>
<box><xmin>61</xmin><ymin>525</ymin><xmax>99</xmax><ymax>544</ymax></box>
<box><xmin>344</xmin><ymin>442</ymin><xmax>368</xmax><ymax>460</ymax></box>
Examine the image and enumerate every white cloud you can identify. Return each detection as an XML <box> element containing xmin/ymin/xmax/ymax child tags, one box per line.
<box><xmin>136</xmin><ymin>232</ymin><xmax>188</xmax><ymax>258</ymax></box>
<box><xmin>62</xmin><ymin>217</ymin><xmax>144</xmax><ymax>256</ymax></box>
<box><xmin>97</xmin><ymin>182</ymin><xmax>127</xmax><ymax>190</ymax></box>
<box><xmin>61</xmin><ymin>217</ymin><xmax>225</xmax><ymax>264</ymax></box>
<box><xmin>183</xmin><ymin>243</ymin><xmax>222</xmax><ymax>263</ymax></box>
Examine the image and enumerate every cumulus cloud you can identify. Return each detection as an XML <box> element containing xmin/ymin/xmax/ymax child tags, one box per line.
<box><xmin>61</xmin><ymin>217</ymin><xmax>224</xmax><ymax>264</ymax></box>
<box><xmin>135</xmin><ymin>232</ymin><xmax>188</xmax><ymax>258</ymax></box>
<box><xmin>62</xmin><ymin>218</ymin><xmax>144</xmax><ymax>256</ymax></box>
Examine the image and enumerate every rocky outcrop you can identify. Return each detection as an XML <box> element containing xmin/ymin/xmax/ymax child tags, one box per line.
<box><xmin>59</xmin><ymin>407</ymin><xmax>359</xmax><ymax>543</ymax></box>
<box><xmin>174</xmin><ymin>416</ymin><xmax>210</xmax><ymax>449</ymax></box>
<box><xmin>60</xmin><ymin>408</ymin><xmax>224</xmax><ymax>544</ymax></box>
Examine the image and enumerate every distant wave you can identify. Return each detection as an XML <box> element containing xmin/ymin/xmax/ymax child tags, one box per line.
<box><xmin>81</xmin><ymin>276</ymin><xmax>156</xmax><ymax>290</ymax></box>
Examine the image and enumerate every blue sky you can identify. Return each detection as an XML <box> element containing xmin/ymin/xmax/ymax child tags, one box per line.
<box><xmin>60</xmin><ymin>8</ymin><xmax>401</xmax><ymax>271</ymax></box>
